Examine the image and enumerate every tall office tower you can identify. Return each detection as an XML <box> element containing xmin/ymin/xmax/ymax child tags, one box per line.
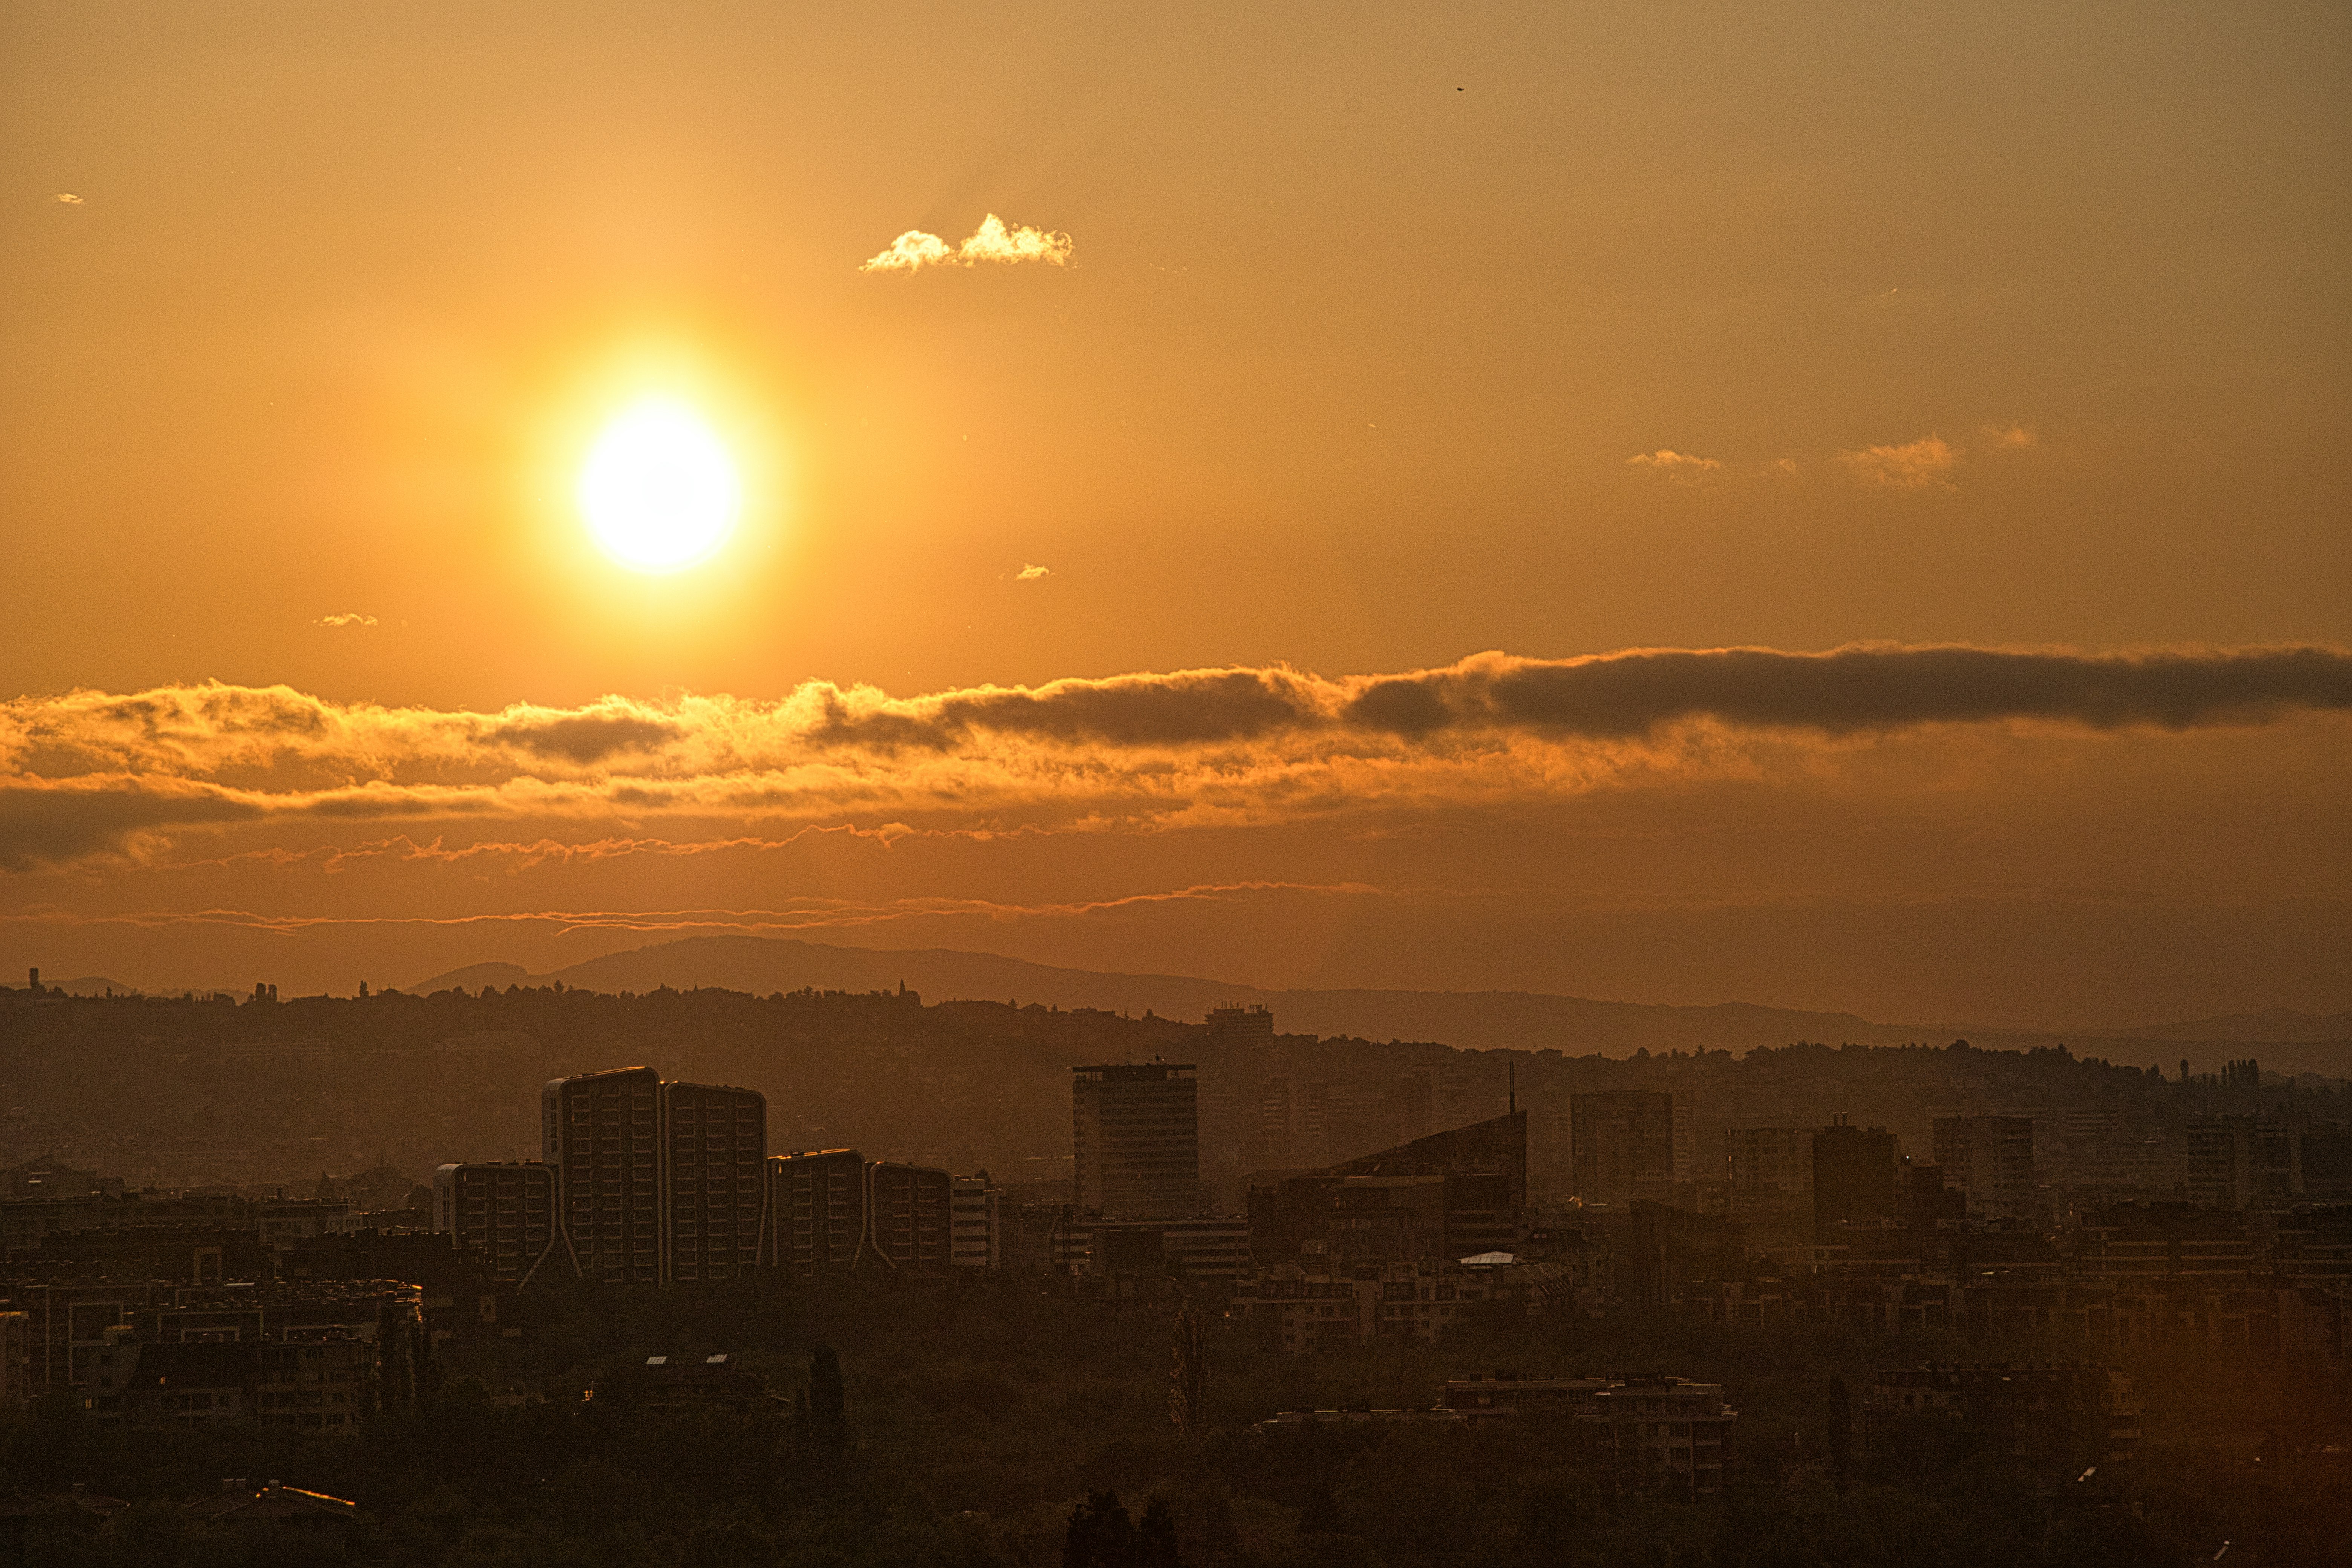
<box><xmin>659</xmin><ymin>1080</ymin><xmax>768</xmax><ymax>1283</ymax></box>
<box><xmin>1931</xmin><ymin>1115</ymin><xmax>2037</xmax><ymax>1220</ymax></box>
<box><xmin>1568</xmin><ymin>1091</ymin><xmax>1680</xmax><ymax>1207</ymax></box>
<box><xmin>768</xmin><ymin>1148</ymin><xmax>866</xmax><ymax>1276</ymax></box>
<box><xmin>1206</xmin><ymin>1004</ymin><xmax>1275</xmax><ymax>1050</ymax></box>
<box><xmin>1073</xmin><ymin>1063</ymin><xmax>1201</xmax><ymax>1219</ymax></box>
<box><xmin>865</xmin><ymin>1162</ymin><xmax>953</xmax><ymax>1269</ymax></box>
<box><xmin>432</xmin><ymin>1161</ymin><xmax>568</xmax><ymax>1286</ymax></box>
<box><xmin>950</xmin><ymin>1173</ymin><xmax>1000</xmax><ymax>1269</ymax></box>
<box><xmin>1811</xmin><ymin>1117</ymin><xmax>1901</xmax><ymax>1239</ymax></box>
<box><xmin>543</xmin><ymin>1067</ymin><xmax>663</xmax><ymax>1283</ymax></box>
<box><xmin>1724</xmin><ymin>1127</ymin><xmax>1814</xmax><ymax>1219</ymax></box>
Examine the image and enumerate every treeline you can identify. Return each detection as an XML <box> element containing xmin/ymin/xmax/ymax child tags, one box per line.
<box><xmin>5</xmin><ymin>1273</ymin><xmax>2348</xmax><ymax>1566</ymax></box>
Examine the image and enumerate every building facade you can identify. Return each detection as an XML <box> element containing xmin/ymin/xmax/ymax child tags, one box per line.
<box><xmin>432</xmin><ymin>1161</ymin><xmax>567</xmax><ymax>1286</ymax></box>
<box><xmin>767</xmin><ymin>1149</ymin><xmax>866</xmax><ymax>1276</ymax></box>
<box><xmin>658</xmin><ymin>1080</ymin><xmax>768</xmax><ymax>1283</ymax></box>
<box><xmin>1932</xmin><ymin>1116</ymin><xmax>2037</xmax><ymax>1220</ymax></box>
<box><xmin>1570</xmin><ymin>1092</ymin><xmax>1680</xmax><ymax>1207</ymax></box>
<box><xmin>543</xmin><ymin>1067</ymin><xmax>663</xmax><ymax>1284</ymax></box>
<box><xmin>1072</xmin><ymin>1063</ymin><xmax>1201</xmax><ymax>1219</ymax></box>
<box><xmin>950</xmin><ymin>1174</ymin><xmax>1000</xmax><ymax>1269</ymax></box>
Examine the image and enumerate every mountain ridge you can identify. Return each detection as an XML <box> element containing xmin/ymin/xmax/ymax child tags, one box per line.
<box><xmin>406</xmin><ymin>934</ymin><xmax>2351</xmax><ymax>1073</ymax></box>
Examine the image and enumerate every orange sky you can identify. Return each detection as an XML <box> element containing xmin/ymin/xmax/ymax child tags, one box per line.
<box><xmin>3</xmin><ymin>3</ymin><xmax>2346</xmax><ymax>1026</ymax></box>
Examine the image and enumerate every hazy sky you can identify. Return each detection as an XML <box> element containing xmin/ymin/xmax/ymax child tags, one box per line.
<box><xmin>3</xmin><ymin>3</ymin><xmax>2346</xmax><ymax>1027</ymax></box>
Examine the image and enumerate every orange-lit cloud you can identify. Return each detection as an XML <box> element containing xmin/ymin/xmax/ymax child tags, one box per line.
<box><xmin>3</xmin><ymin>645</ymin><xmax>2345</xmax><ymax>870</ymax></box>
<box><xmin>860</xmin><ymin>213</ymin><xmax>1073</xmax><ymax>273</ymax></box>
<box><xmin>1626</xmin><ymin>450</ymin><xmax>1722</xmax><ymax>483</ymax></box>
<box><xmin>314</xmin><ymin>612</ymin><xmax>378</xmax><ymax>628</ymax></box>
<box><xmin>1016</xmin><ymin>564</ymin><xmax>1052</xmax><ymax>581</ymax></box>
<box><xmin>53</xmin><ymin>193</ymin><xmax>83</xmax><ymax>205</ymax></box>
<box><xmin>1984</xmin><ymin>424</ymin><xmax>2038</xmax><ymax>449</ymax></box>
<box><xmin>1839</xmin><ymin>435</ymin><xmax>1960</xmax><ymax>489</ymax></box>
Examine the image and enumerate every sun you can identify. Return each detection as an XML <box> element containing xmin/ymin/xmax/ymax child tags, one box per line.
<box><xmin>576</xmin><ymin>396</ymin><xmax>741</xmax><ymax>573</ymax></box>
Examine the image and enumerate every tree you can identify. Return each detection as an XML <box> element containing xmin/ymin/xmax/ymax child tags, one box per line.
<box><xmin>1169</xmin><ymin>1300</ymin><xmax>1208</xmax><ymax>1437</ymax></box>
<box><xmin>1065</xmin><ymin>1490</ymin><xmax>1136</xmax><ymax>1568</ymax></box>
<box><xmin>798</xmin><ymin>1343</ymin><xmax>850</xmax><ymax>1462</ymax></box>
<box><xmin>1138</xmin><ymin>1497</ymin><xmax>1181</xmax><ymax>1568</ymax></box>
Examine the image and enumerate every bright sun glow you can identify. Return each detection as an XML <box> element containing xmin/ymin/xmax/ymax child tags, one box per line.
<box><xmin>577</xmin><ymin>397</ymin><xmax>741</xmax><ymax>573</ymax></box>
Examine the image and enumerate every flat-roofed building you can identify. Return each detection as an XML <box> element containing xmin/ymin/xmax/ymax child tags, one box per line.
<box><xmin>433</xmin><ymin>1161</ymin><xmax>567</xmax><ymax>1287</ymax></box>
<box><xmin>950</xmin><ymin>1174</ymin><xmax>999</xmax><ymax>1269</ymax></box>
<box><xmin>864</xmin><ymin>1162</ymin><xmax>952</xmax><ymax>1269</ymax></box>
<box><xmin>658</xmin><ymin>1081</ymin><xmax>767</xmax><ymax>1283</ymax></box>
<box><xmin>1073</xmin><ymin>1062</ymin><xmax>1200</xmax><ymax>1219</ymax></box>
<box><xmin>1570</xmin><ymin>1092</ymin><xmax>1680</xmax><ymax>1207</ymax></box>
<box><xmin>543</xmin><ymin>1067</ymin><xmax>663</xmax><ymax>1284</ymax></box>
<box><xmin>767</xmin><ymin>1149</ymin><xmax>865</xmax><ymax>1277</ymax></box>
<box><xmin>1932</xmin><ymin>1115</ymin><xmax>2037</xmax><ymax>1220</ymax></box>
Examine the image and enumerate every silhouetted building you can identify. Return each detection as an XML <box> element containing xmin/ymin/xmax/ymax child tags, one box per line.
<box><xmin>1862</xmin><ymin>1364</ymin><xmax>2139</xmax><ymax>1471</ymax></box>
<box><xmin>1628</xmin><ymin>1202</ymin><xmax>1745</xmax><ymax>1314</ymax></box>
<box><xmin>543</xmin><ymin>1066</ymin><xmax>663</xmax><ymax>1283</ymax></box>
<box><xmin>0</xmin><ymin>1311</ymin><xmax>29</xmax><ymax>1406</ymax></box>
<box><xmin>767</xmin><ymin>1149</ymin><xmax>865</xmax><ymax>1276</ymax></box>
<box><xmin>1933</xmin><ymin>1115</ymin><xmax>2037</xmax><ymax>1219</ymax></box>
<box><xmin>1073</xmin><ymin>1062</ymin><xmax>1201</xmax><ymax>1219</ymax></box>
<box><xmin>433</xmin><ymin>1161</ymin><xmax>566</xmax><ymax>1286</ymax></box>
<box><xmin>864</xmin><ymin>1162</ymin><xmax>952</xmax><ymax>1269</ymax></box>
<box><xmin>1811</xmin><ymin>1118</ymin><xmax>1900</xmax><ymax>1239</ymax></box>
<box><xmin>1725</xmin><ymin>1126</ymin><xmax>1812</xmax><ymax>1223</ymax></box>
<box><xmin>541</xmin><ymin>1066</ymin><xmax>766</xmax><ymax>1284</ymax></box>
<box><xmin>658</xmin><ymin>1079</ymin><xmax>768</xmax><ymax>1282</ymax></box>
<box><xmin>1205</xmin><ymin>1004</ymin><xmax>1275</xmax><ymax>1050</ymax></box>
<box><xmin>1248</xmin><ymin>1111</ymin><xmax>1527</xmax><ymax>1266</ymax></box>
<box><xmin>950</xmin><ymin>1174</ymin><xmax>1000</xmax><ymax>1269</ymax></box>
<box><xmin>1570</xmin><ymin>1092</ymin><xmax>1680</xmax><ymax>1207</ymax></box>
<box><xmin>0</xmin><ymin>1155</ymin><xmax>118</xmax><ymax>1201</ymax></box>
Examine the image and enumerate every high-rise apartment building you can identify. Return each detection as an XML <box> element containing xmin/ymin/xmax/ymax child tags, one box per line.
<box><xmin>1569</xmin><ymin>1092</ymin><xmax>1680</xmax><ymax>1207</ymax></box>
<box><xmin>950</xmin><ymin>1174</ymin><xmax>1000</xmax><ymax>1269</ymax></box>
<box><xmin>432</xmin><ymin>1161</ymin><xmax>567</xmax><ymax>1286</ymax></box>
<box><xmin>659</xmin><ymin>1080</ymin><xmax>768</xmax><ymax>1283</ymax></box>
<box><xmin>544</xmin><ymin>1067</ymin><xmax>663</xmax><ymax>1284</ymax></box>
<box><xmin>1931</xmin><ymin>1115</ymin><xmax>2037</xmax><ymax>1220</ymax></box>
<box><xmin>1073</xmin><ymin>1062</ymin><xmax>1201</xmax><ymax>1219</ymax></box>
<box><xmin>767</xmin><ymin>1148</ymin><xmax>866</xmax><ymax>1276</ymax></box>
<box><xmin>1811</xmin><ymin>1118</ymin><xmax>1900</xmax><ymax>1239</ymax></box>
<box><xmin>865</xmin><ymin>1162</ymin><xmax>953</xmax><ymax>1268</ymax></box>
<box><xmin>1724</xmin><ymin>1127</ymin><xmax>1813</xmax><ymax>1220</ymax></box>
<box><xmin>542</xmin><ymin>1067</ymin><xmax>768</xmax><ymax>1285</ymax></box>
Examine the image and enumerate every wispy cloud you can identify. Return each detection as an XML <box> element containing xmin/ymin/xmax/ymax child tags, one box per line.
<box><xmin>861</xmin><ymin>213</ymin><xmax>1073</xmax><ymax>274</ymax></box>
<box><xmin>1839</xmin><ymin>435</ymin><xmax>1960</xmax><ymax>490</ymax></box>
<box><xmin>54</xmin><ymin>193</ymin><xmax>83</xmax><ymax>205</ymax></box>
<box><xmin>314</xmin><ymin>612</ymin><xmax>378</xmax><ymax>628</ymax></box>
<box><xmin>2</xmin><ymin>645</ymin><xmax>2343</xmax><ymax>870</ymax></box>
<box><xmin>1015</xmin><ymin>564</ymin><xmax>1052</xmax><ymax>581</ymax></box>
<box><xmin>1983</xmin><ymin>424</ymin><xmax>2038</xmax><ymax>449</ymax></box>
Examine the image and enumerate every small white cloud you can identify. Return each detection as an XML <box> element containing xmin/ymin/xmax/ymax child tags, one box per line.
<box><xmin>1983</xmin><ymin>424</ymin><xmax>2037</xmax><ymax>449</ymax></box>
<box><xmin>54</xmin><ymin>193</ymin><xmax>83</xmax><ymax>205</ymax></box>
<box><xmin>1015</xmin><ymin>564</ymin><xmax>1052</xmax><ymax>582</ymax></box>
<box><xmin>861</xmin><ymin>230</ymin><xmax>955</xmax><ymax>273</ymax></box>
<box><xmin>1838</xmin><ymin>435</ymin><xmax>1960</xmax><ymax>490</ymax></box>
<box><xmin>314</xmin><ymin>612</ymin><xmax>379</xmax><ymax>628</ymax></box>
<box><xmin>862</xmin><ymin>213</ymin><xmax>1072</xmax><ymax>274</ymax></box>
<box><xmin>1626</xmin><ymin>449</ymin><xmax>1723</xmax><ymax>485</ymax></box>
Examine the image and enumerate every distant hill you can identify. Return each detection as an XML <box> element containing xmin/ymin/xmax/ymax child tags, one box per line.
<box><xmin>2088</xmin><ymin>1009</ymin><xmax>2352</xmax><ymax>1045</ymax></box>
<box><xmin>408</xmin><ymin>933</ymin><xmax>2352</xmax><ymax>1078</ymax></box>
<box><xmin>412</xmin><ymin>935</ymin><xmax>1936</xmax><ymax>1055</ymax></box>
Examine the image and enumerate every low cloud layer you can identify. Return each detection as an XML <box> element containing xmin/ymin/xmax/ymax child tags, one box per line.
<box><xmin>2</xmin><ymin>643</ymin><xmax>2344</xmax><ymax>869</ymax></box>
<box><xmin>861</xmin><ymin>214</ymin><xmax>1073</xmax><ymax>273</ymax></box>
